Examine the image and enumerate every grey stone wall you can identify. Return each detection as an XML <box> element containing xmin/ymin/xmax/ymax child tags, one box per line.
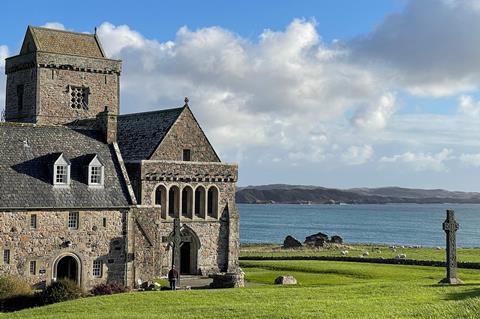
<box><xmin>131</xmin><ymin>206</ymin><xmax>231</xmax><ymax>284</ymax></box>
<box><xmin>151</xmin><ymin>108</ymin><xmax>220</xmax><ymax>162</ymax></box>
<box><xmin>0</xmin><ymin>209</ymin><xmax>127</xmax><ymax>290</ymax></box>
<box><xmin>5</xmin><ymin>52</ymin><xmax>121</xmax><ymax>125</ymax></box>
<box><xmin>5</xmin><ymin>67</ymin><xmax>37</xmax><ymax>123</ymax></box>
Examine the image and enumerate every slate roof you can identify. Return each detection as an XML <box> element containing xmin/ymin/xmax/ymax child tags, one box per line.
<box><xmin>0</xmin><ymin>123</ymin><xmax>131</xmax><ymax>209</ymax></box>
<box><xmin>117</xmin><ymin>107</ymin><xmax>184</xmax><ymax>161</ymax></box>
<box><xmin>23</xmin><ymin>26</ymin><xmax>105</xmax><ymax>58</ymax></box>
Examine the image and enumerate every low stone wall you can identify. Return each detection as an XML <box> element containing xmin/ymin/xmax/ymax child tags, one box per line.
<box><xmin>239</xmin><ymin>256</ymin><xmax>480</xmax><ymax>269</ymax></box>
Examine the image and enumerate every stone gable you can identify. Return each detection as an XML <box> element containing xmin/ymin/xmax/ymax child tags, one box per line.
<box><xmin>151</xmin><ymin>107</ymin><xmax>220</xmax><ymax>162</ymax></box>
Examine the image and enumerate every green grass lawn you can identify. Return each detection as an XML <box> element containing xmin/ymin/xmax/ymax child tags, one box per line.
<box><xmin>3</xmin><ymin>260</ymin><xmax>480</xmax><ymax>318</ymax></box>
<box><xmin>240</xmin><ymin>243</ymin><xmax>480</xmax><ymax>263</ymax></box>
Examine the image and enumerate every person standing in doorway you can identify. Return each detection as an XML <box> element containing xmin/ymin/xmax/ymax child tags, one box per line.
<box><xmin>168</xmin><ymin>265</ymin><xmax>179</xmax><ymax>290</ymax></box>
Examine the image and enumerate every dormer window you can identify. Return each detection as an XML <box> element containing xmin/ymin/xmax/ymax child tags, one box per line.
<box><xmin>88</xmin><ymin>155</ymin><xmax>104</xmax><ymax>187</ymax></box>
<box><xmin>53</xmin><ymin>153</ymin><xmax>71</xmax><ymax>186</ymax></box>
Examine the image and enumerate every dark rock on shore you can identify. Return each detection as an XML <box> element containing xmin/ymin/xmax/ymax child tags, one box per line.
<box><xmin>305</xmin><ymin>232</ymin><xmax>328</xmax><ymax>247</ymax></box>
<box><xmin>330</xmin><ymin>235</ymin><xmax>343</xmax><ymax>244</ymax></box>
<box><xmin>283</xmin><ymin>235</ymin><xmax>302</xmax><ymax>248</ymax></box>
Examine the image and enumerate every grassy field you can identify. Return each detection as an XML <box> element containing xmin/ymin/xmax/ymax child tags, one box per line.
<box><xmin>3</xmin><ymin>260</ymin><xmax>480</xmax><ymax>318</ymax></box>
<box><xmin>240</xmin><ymin>243</ymin><xmax>480</xmax><ymax>263</ymax></box>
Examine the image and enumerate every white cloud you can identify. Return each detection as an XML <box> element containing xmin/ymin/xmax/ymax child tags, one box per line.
<box><xmin>341</xmin><ymin>145</ymin><xmax>373</xmax><ymax>165</ymax></box>
<box><xmin>41</xmin><ymin>22</ymin><xmax>66</xmax><ymax>30</ymax></box>
<box><xmin>96</xmin><ymin>20</ymin><xmax>387</xmax><ymax>163</ymax></box>
<box><xmin>0</xmin><ymin>45</ymin><xmax>8</xmax><ymax>113</ymax></box>
<box><xmin>352</xmin><ymin>0</ymin><xmax>480</xmax><ymax>96</ymax></box>
<box><xmin>351</xmin><ymin>92</ymin><xmax>396</xmax><ymax>130</ymax></box>
<box><xmin>458</xmin><ymin>95</ymin><xmax>480</xmax><ymax>118</ymax></box>
<box><xmin>459</xmin><ymin>153</ymin><xmax>480</xmax><ymax>167</ymax></box>
<box><xmin>379</xmin><ymin>148</ymin><xmax>454</xmax><ymax>172</ymax></box>
<box><xmin>0</xmin><ymin>45</ymin><xmax>8</xmax><ymax>68</ymax></box>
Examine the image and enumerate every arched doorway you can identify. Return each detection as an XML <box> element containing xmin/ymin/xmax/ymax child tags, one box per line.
<box><xmin>178</xmin><ymin>227</ymin><xmax>200</xmax><ymax>275</ymax></box>
<box><xmin>55</xmin><ymin>255</ymin><xmax>79</xmax><ymax>283</ymax></box>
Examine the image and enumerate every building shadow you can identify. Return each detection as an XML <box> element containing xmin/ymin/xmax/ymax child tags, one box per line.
<box><xmin>216</xmin><ymin>205</ymin><xmax>230</xmax><ymax>272</ymax></box>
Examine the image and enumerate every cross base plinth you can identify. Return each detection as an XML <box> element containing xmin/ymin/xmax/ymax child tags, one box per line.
<box><xmin>439</xmin><ymin>277</ymin><xmax>464</xmax><ymax>285</ymax></box>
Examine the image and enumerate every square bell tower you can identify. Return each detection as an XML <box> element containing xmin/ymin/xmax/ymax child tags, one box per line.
<box><xmin>4</xmin><ymin>26</ymin><xmax>122</xmax><ymax>125</ymax></box>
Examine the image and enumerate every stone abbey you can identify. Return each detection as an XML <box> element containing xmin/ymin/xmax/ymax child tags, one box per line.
<box><xmin>0</xmin><ymin>26</ymin><xmax>240</xmax><ymax>289</ymax></box>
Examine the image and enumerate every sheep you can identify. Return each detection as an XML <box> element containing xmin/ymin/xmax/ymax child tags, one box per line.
<box><xmin>362</xmin><ymin>251</ymin><xmax>369</xmax><ymax>257</ymax></box>
<box><xmin>341</xmin><ymin>250</ymin><xmax>349</xmax><ymax>256</ymax></box>
<box><xmin>396</xmin><ymin>253</ymin><xmax>407</xmax><ymax>259</ymax></box>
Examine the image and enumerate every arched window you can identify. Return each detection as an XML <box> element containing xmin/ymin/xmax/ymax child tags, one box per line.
<box><xmin>194</xmin><ymin>186</ymin><xmax>206</xmax><ymax>218</ymax></box>
<box><xmin>168</xmin><ymin>186</ymin><xmax>180</xmax><ymax>218</ymax></box>
<box><xmin>182</xmin><ymin>186</ymin><xmax>193</xmax><ymax>218</ymax></box>
<box><xmin>154</xmin><ymin>185</ymin><xmax>167</xmax><ymax>218</ymax></box>
<box><xmin>207</xmin><ymin>186</ymin><xmax>219</xmax><ymax>218</ymax></box>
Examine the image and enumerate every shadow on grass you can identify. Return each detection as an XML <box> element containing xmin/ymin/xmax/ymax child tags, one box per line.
<box><xmin>425</xmin><ymin>283</ymin><xmax>480</xmax><ymax>301</ymax></box>
<box><xmin>445</xmin><ymin>288</ymin><xmax>480</xmax><ymax>301</ymax></box>
<box><xmin>242</xmin><ymin>264</ymin><xmax>373</xmax><ymax>280</ymax></box>
<box><xmin>0</xmin><ymin>294</ymin><xmax>44</xmax><ymax>313</ymax></box>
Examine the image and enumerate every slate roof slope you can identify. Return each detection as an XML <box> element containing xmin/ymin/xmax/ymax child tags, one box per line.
<box><xmin>117</xmin><ymin>107</ymin><xmax>184</xmax><ymax>161</ymax></box>
<box><xmin>22</xmin><ymin>26</ymin><xmax>105</xmax><ymax>58</ymax></box>
<box><xmin>0</xmin><ymin>123</ymin><xmax>131</xmax><ymax>209</ymax></box>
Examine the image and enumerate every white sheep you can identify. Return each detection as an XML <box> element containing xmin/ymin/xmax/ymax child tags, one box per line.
<box><xmin>362</xmin><ymin>251</ymin><xmax>369</xmax><ymax>257</ymax></box>
<box><xmin>341</xmin><ymin>250</ymin><xmax>349</xmax><ymax>256</ymax></box>
<box><xmin>396</xmin><ymin>253</ymin><xmax>407</xmax><ymax>259</ymax></box>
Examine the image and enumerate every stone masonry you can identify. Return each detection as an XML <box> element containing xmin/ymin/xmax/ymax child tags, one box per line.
<box><xmin>0</xmin><ymin>26</ymin><xmax>241</xmax><ymax>290</ymax></box>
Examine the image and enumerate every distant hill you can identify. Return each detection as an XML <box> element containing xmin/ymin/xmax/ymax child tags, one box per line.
<box><xmin>235</xmin><ymin>185</ymin><xmax>480</xmax><ymax>204</ymax></box>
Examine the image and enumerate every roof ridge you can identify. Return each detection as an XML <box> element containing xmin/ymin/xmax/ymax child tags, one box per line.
<box><xmin>0</xmin><ymin>122</ymin><xmax>100</xmax><ymax>132</ymax></box>
<box><xmin>31</xmin><ymin>25</ymin><xmax>95</xmax><ymax>38</ymax></box>
<box><xmin>118</xmin><ymin>107</ymin><xmax>184</xmax><ymax>118</ymax></box>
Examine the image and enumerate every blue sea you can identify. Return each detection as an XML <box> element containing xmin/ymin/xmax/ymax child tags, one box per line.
<box><xmin>239</xmin><ymin>203</ymin><xmax>480</xmax><ymax>247</ymax></box>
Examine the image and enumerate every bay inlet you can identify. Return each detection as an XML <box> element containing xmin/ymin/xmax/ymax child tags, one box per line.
<box><xmin>239</xmin><ymin>203</ymin><xmax>480</xmax><ymax>247</ymax></box>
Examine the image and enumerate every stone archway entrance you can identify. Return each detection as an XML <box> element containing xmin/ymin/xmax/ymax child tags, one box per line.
<box><xmin>178</xmin><ymin>227</ymin><xmax>200</xmax><ymax>275</ymax></box>
<box><xmin>54</xmin><ymin>255</ymin><xmax>80</xmax><ymax>283</ymax></box>
<box><xmin>180</xmin><ymin>242</ymin><xmax>192</xmax><ymax>274</ymax></box>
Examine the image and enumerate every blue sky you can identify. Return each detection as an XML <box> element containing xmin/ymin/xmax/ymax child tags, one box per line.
<box><xmin>1</xmin><ymin>1</ymin><xmax>404</xmax><ymax>46</ymax></box>
<box><xmin>3</xmin><ymin>0</ymin><xmax>480</xmax><ymax>191</ymax></box>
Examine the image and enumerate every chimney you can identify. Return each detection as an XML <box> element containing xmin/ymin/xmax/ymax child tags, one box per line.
<box><xmin>97</xmin><ymin>106</ymin><xmax>117</xmax><ymax>144</ymax></box>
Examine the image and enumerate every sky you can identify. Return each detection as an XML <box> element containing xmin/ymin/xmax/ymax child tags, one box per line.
<box><xmin>2</xmin><ymin>0</ymin><xmax>480</xmax><ymax>191</ymax></box>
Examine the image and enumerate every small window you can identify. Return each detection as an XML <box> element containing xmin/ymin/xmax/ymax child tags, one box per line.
<box><xmin>93</xmin><ymin>260</ymin><xmax>102</xmax><ymax>278</ymax></box>
<box><xmin>70</xmin><ymin>86</ymin><xmax>89</xmax><ymax>110</ymax></box>
<box><xmin>88</xmin><ymin>155</ymin><xmax>104</xmax><ymax>187</ymax></box>
<box><xmin>55</xmin><ymin>165</ymin><xmax>68</xmax><ymax>184</ymax></box>
<box><xmin>17</xmin><ymin>85</ymin><xmax>24</xmax><ymax>111</ymax></box>
<box><xmin>30</xmin><ymin>214</ymin><xmax>37</xmax><ymax>229</ymax></box>
<box><xmin>89</xmin><ymin>166</ymin><xmax>103</xmax><ymax>185</ymax></box>
<box><xmin>183</xmin><ymin>149</ymin><xmax>191</xmax><ymax>161</ymax></box>
<box><xmin>3</xmin><ymin>250</ymin><xmax>10</xmax><ymax>264</ymax></box>
<box><xmin>29</xmin><ymin>261</ymin><xmax>36</xmax><ymax>275</ymax></box>
<box><xmin>102</xmin><ymin>218</ymin><xmax>107</xmax><ymax>227</ymax></box>
<box><xmin>53</xmin><ymin>154</ymin><xmax>71</xmax><ymax>186</ymax></box>
<box><xmin>68</xmin><ymin>212</ymin><xmax>79</xmax><ymax>230</ymax></box>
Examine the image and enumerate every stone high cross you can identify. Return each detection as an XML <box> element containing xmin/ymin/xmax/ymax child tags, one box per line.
<box><xmin>439</xmin><ymin>210</ymin><xmax>463</xmax><ymax>285</ymax></box>
<box><xmin>162</xmin><ymin>219</ymin><xmax>192</xmax><ymax>283</ymax></box>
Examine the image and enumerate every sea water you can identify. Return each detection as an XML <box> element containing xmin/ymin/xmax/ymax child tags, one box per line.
<box><xmin>239</xmin><ymin>203</ymin><xmax>480</xmax><ymax>247</ymax></box>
